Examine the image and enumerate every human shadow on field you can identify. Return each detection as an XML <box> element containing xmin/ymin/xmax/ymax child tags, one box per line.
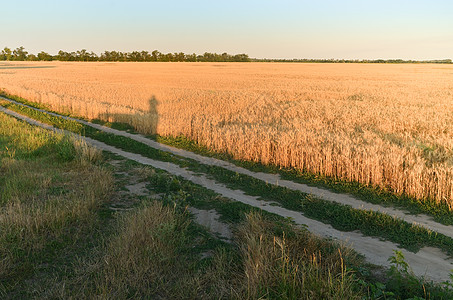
<box><xmin>95</xmin><ymin>96</ymin><xmax>159</xmax><ymax>135</ymax></box>
<box><xmin>147</xmin><ymin>96</ymin><xmax>159</xmax><ymax>134</ymax></box>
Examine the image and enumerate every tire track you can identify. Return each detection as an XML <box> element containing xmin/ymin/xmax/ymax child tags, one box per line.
<box><xmin>1</xmin><ymin>105</ymin><xmax>452</xmax><ymax>282</ymax></box>
<box><xmin>1</xmin><ymin>95</ymin><xmax>452</xmax><ymax>239</ymax></box>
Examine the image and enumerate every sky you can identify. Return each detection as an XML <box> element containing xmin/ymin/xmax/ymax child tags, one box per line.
<box><xmin>1</xmin><ymin>0</ymin><xmax>452</xmax><ymax>60</ymax></box>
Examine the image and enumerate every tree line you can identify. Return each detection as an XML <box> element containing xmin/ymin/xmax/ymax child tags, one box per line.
<box><xmin>0</xmin><ymin>46</ymin><xmax>250</xmax><ymax>62</ymax></box>
<box><xmin>1</xmin><ymin>46</ymin><xmax>450</xmax><ymax>64</ymax></box>
<box><xmin>252</xmin><ymin>58</ymin><xmax>453</xmax><ymax>64</ymax></box>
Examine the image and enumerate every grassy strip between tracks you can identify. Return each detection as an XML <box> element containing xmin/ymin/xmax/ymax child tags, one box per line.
<box><xmin>1</xmin><ymin>94</ymin><xmax>453</xmax><ymax>257</ymax></box>
<box><xmin>154</xmin><ymin>133</ymin><xmax>453</xmax><ymax>226</ymax></box>
<box><xmin>2</xmin><ymin>90</ymin><xmax>452</xmax><ymax>226</ymax></box>
<box><xmin>114</xmin><ymin>154</ymin><xmax>453</xmax><ymax>299</ymax></box>
<box><xmin>0</xmin><ymin>111</ymin><xmax>363</xmax><ymax>298</ymax></box>
<box><xmin>1</xmin><ymin>107</ymin><xmax>453</xmax><ymax>299</ymax></box>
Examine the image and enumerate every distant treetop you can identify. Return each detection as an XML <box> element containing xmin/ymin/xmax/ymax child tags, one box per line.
<box><xmin>251</xmin><ymin>58</ymin><xmax>453</xmax><ymax>64</ymax></box>
<box><xmin>0</xmin><ymin>47</ymin><xmax>250</xmax><ymax>62</ymax></box>
<box><xmin>0</xmin><ymin>46</ymin><xmax>451</xmax><ymax>64</ymax></box>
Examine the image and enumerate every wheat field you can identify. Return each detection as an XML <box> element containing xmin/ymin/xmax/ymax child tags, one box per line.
<box><xmin>0</xmin><ymin>61</ymin><xmax>452</xmax><ymax>207</ymax></box>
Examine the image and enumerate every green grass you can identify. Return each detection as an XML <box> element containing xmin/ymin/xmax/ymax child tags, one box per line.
<box><xmin>156</xmin><ymin>134</ymin><xmax>453</xmax><ymax>225</ymax></box>
<box><xmin>0</xmin><ymin>127</ymin><xmax>364</xmax><ymax>298</ymax></box>
<box><xmin>181</xmin><ymin>162</ymin><xmax>453</xmax><ymax>255</ymax></box>
<box><xmin>0</xmin><ymin>113</ymin><xmax>112</xmax><ymax>297</ymax></box>
<box><xmin>90</xmin><ymin>156</ymin><xmax>366</xmax><ymax>299</ymax></box>
<box><xmin>2</xmin><ymin>95</ymin><xmax>453</xmax><ymax>257</ymax></box>
<box><xmin>1</xmin><ymin>109</ymin><xmax>452</xmax><ymax>299</ymax></box>
<box><xmin>3</xmin><ymin>90</ymin><xmax>452</xmax><ymax>224</ymax></box>
<box><xmin>3</xmin><ymin>89</ymin><xmax>452</xmax><ymax>226</ymax></box>
<box><xmin>71</xmin><ymin>197</ymin><xmax>365</xmax><ymax>299</ymax></box>
<box><xmin>118</xmin><ymin>157</ymin><xmax>453</xmax><ymax>299</ymax></box>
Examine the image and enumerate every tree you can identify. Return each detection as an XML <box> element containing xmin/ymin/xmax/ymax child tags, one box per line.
<box><xmin>151</xmin><ymin>50</ymin><xmax>160</xmax><ymax>61</ymax></box>
<box><xmin>47</xmin><ymin>48</ymin><xmax>251</xmax><ymax>63</ymax></box>
<box><xmin>159</xmin><ymin>53</ymin><xmax>174</xmax><ymax>62</ymax></box>
<box><xmin>75</xmin><ymin>49</ymin><xmax>97</xmax><ymax>61</ymax></box>
<box><xmin>100</xmin><ymin>51</ymin><xmax>125</xmax><ymax>62</ymax></box>
<box><xmin>57</xmin><ymin>50</ymin><xmax>67</xmax><ymax>61</ymax></box>
<box><xmin>37</xmin><ymin>51</ymin><xmax>53</xmax><ymax>61</ymax></box>
<box><xmin>27</xmin><ymin>54</ymin><xmax>38</xmax><ymax>61</ymax></box>
<box><xmin>141</xmin><ymin>51</ymin><xmax>151</xmax><ymax>61</ymax></box>
<box><xmin>100</xmin><ymin>51</ymin><xmax>112</xmax><ymax>61</ymax></box>
<box><xmin>202</xmin><ymin>52</ymin><xmax>214</xmax><ymax>62</ymax></box>
<box><xmin>1</xmin><ymin>47</ymin><xmax>12</xmax><ymax>60</ymax></box>
<box><xmin>171</xmin><ymin>52</ymin><xmax>183</xmax><ymax>62</ymax></box>
<box><xmin>12</xmin><ymin>46</ymin><xmax>28</xmax><ymax>61</ymax></box>
<box><xmin>233</xmin><ymin>53</ymin><xmax>250</xmax><ymax>62</ymax></box>
<box><xmin>57</xmin><ymin>50</ymin><xmax>75</xmax><ymax>61</ymax></box>
<box><xmin>128</xmin><ymin>51</ymin><xmax>143</xmax><ymax>61</ymax></box>
<box><xmin>87</xmin><ymin>51</ymin><xmax>98</xmax><ymax>61</ymax></box>
<box><xmin>185</xmin><ymin>53</ymin><xmax>197</xmax><ymax>62</ymax></box>
<box><xmin>221</xmin><ymin>52</ymin><xmax>231</xmax><ymax>62</ymax></box>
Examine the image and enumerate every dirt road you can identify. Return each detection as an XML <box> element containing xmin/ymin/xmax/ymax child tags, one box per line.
<box><xmin>1</xmin><ymin>102</ymin><xmax>452</xmax><ymax>282</ymax></box>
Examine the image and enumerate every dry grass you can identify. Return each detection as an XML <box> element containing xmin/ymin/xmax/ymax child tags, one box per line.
<box><xmin>1</xmin><ymin>61</ymin><xmax>452</xmax><ymax>207</ymax></box>
<box><xmin>235</xmin><ymin>212</ymin><xmax>362</xmax><ymax>299</ymax></box>
<box><xmin>68</xmin><ymin>204</ymin><xmax>361</xmax><ymax>299</ymax></box>
<box><xmin>0</xmin><ymin>113</ymin><xmax>113</xmax><ymax>295</ymax></box>
<box><xmin>89</xmin><ymin>202</ymin><xmax>198</xmax><ymax>299</ymax></box>
<box><xmin>0</xmin><ymin>111</ymin><xmax>362</xmax><ymax>298</ymax></box>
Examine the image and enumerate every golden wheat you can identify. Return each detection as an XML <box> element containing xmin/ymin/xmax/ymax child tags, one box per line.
<box><xmin>1</xmin><ymin>61</ymin><xmax>452</xmax><ymax>207</ymax></box>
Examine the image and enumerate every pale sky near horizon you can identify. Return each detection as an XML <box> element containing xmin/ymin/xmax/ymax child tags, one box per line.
<box><xmin>1</xmin><ymin>0</ymin><xmax>452</xmax><ymax>60</ymax></box>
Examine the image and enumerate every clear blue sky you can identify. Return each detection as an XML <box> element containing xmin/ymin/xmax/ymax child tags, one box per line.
<box><xmin>1</xmin><ymin>0</ymin><xmax>452</xmax><ymax>59</ymax></box>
